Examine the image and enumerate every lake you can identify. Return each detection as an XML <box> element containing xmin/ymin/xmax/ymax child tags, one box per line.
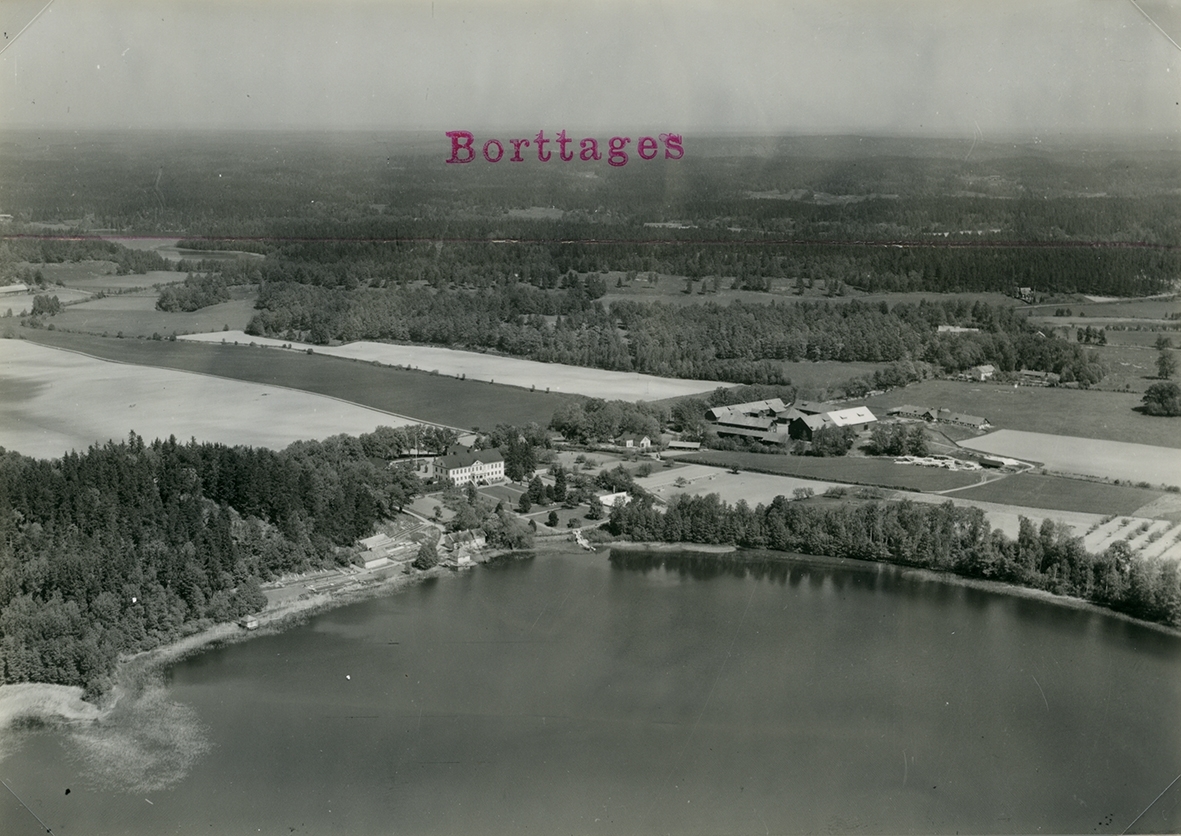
<box><xmin>2</xmin><ymin>549</ymin><xmax>1179</xmax><ymax>834</ymax></box>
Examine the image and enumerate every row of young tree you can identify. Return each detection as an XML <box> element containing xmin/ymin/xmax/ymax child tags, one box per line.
<box><xmin>605</xmin><ymin>493</ymin><xmax>1181</xmax><ymax>628</ymax></box>
<box><xmin>0</xmin><ymin>429</ymin><xmax>425</xmax><ymax>695</ymax></box>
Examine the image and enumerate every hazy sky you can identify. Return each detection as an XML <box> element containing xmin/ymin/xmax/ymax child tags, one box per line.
<box><xmin>2</xmin><ymin>0</ymin><xmax>1180</xmax><ymax>136</ymax></box>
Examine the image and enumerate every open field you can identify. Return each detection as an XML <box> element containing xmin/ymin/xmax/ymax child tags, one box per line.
<box><xmin>959</xmin><ymin>429</ymin><xmax>1181</xmax><ymax>488</ymax></box>
<box><xmin>0</xmin><ymin>340</ymin><xmax>426</xmax><ymax>459</ymax></box>
<box><xmin>635</xmin><ymin>463</ymin><xmax>846</xmax><ymax>505</ymax></box>
<box><xmin>857</xmin><ymin>379</ymin><xmax>1181</xmax><ymax>448</ymax></box>
<box><xmin>20</xmin><ymin>329</ymin><xmax>574</xmax><ymax>429</ymax></box>
<box><xmin>681</xmin><ymin>450</ymin><xmax>984</xmax><ymax>492</ymax></box>
<box><xmin>952</xmin><ymin>472</ymin><xmax>1165</xmax><ymax>517</ymax></box>
<box><xmin>23</xmin><ymin>260</ymin><xmax>185</xmax><ymax>291</ymax></box>
<box><xmin>101</xmin><ymin>236</ymin><xmax>182</xmax><ymax>253</ymax></box>
<box><xmin>0</xmin><ymin>287</ymin><xmax>92</xmax><ymax>313</ymax></box>
<box><xmin>1079</xmin><ymin>343</ymin><xmax>1162</xmax><ymax>393</ymax></box>
<box><xmin>1096</xmin><ymin>330</ymin><xmax>1181</xmax><ymax>348</ymax></box>
<box><xmin>774</xmin><ymin>360</ymin><xmax>888</xmax><ymax>395</ymax></box>
<box><xmin>101</xmin><ymin>236</ymin><xmax>265</xmax><ymax>263</ymax></box>
<box><xmin>49</xmin><ymin>294</ymin><xmax>257</xmax><ymax>338</ymax></box>
<box><xmin>1022</xmin><ymin>296</ymin><xmax>1180</xmax><ymax>321</ymax></box>
<box><xmin>633</xmin><ymin>461</ymin><xmax>1141</xmax><ymax>543</ymax></box>
<box><xmin>180</xmin><ymin>330</ymin><xmax>730</xmax><ymax>401</ymax></box>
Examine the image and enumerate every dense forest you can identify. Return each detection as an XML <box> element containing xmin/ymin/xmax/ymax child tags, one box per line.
<box><xmin>186</xmin><ymin>231</ymin><xmax>1177</xmax><ymax>298</ymax></box>
<box><xmin>245</xmin><ymin>284</ymin><xmax>1106</xmax><ymax>385</ymax></box>
<box><xmin>0</xmin><ymin>430</ymin><xmax>425</xmax><ymax>696</ymax></box>
<box><xmin>607</xmin><ymin>493</ymin><xmax>1181</xmax><ymax>629</ymax></box>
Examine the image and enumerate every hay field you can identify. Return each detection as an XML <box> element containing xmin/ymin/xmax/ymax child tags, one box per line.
<box><xmin>54</xmin><ymin>294</ymin><xmax>256</xmax><ymax>337</ymax></box>
<box><xmin>180</xmin><ymin>330</ymin><xmax>730</xmax><ymax>401</ymax></box>
<box><xmin>952</xmin><ymin>472</ymin><xmax>1164</xmax><ymax>516</ymax></box>
<box><xmin>635</xmin><ymin>463</ymin><xmax>845</xmax><ymax>505</ymax></box>
<box><xmin>682</xmin><ymin>450</ymin><xmax>983</xmax><ymax>492</ymax></box>
<box><xmin>859</xmin><ymin>379</ymin><xmax>1181</xmax><ymax>448</ymax></box>
<box><xmin>960</xmin><ymin>430</ymin><xmax>1181</xmax><ymax>488</ymax></box>
<box><xmin>0</xmin><ymin>340</ymin><xmax>419</xmax><ymax>459</ymax></box>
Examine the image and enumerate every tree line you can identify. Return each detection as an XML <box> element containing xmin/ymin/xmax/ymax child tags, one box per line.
<box><xmin>0</xmin><ymin>429</ymin><xmax>425</xmax><ymax>696</ymax></box>
<box><xmin>177</xmin><ymin>225</ymin><xmax>1177</xmax><ymax>298</ymax></box>
<box><xmin>246</xmin><ymin>283</ymin><xmax>1106</xmax><ymax>385</ymax></box>
<box><xmin>0</xmin><ymin>237</ymin><xmax>172</xmax><ymax>283</ymax></box>
<box><xmin>606</xmin><ymin>493</ymin><xmax>1181</xmax><ymax>629</ymax></box>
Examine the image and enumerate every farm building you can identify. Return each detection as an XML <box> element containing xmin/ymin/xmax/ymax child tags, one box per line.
<box><xmin>434</xmin><ymin>446</ymin><xmax>506</xmax><ymax>485</ymax></box>
<box><xmin>789</xmin><ymin>407</ymin><xmax>878</xmax><ymax>441</ymax></box>
<box><xmin>617</xmin><ymin>434</ymin><xmax>653</xmax><ymax>449</ymax></box>
<box><xmin>887</xmin><ymin>405</ymin><xmax>940</xmax><ymax>422</ymax></box>
<box><xmin>705</xmin><ymin>398</ymin><xmax>788</xmax><ymax>423</ymax></box>
<box><xmin>939</xmin><ymin>411</ymin><xmax>990</xmax><ymax>430</ymax></box>
<box><xmin>887</xmin><ymin>405</ymin><xmax>989</xmax><ymax>430</ymax></box>
<box><xmin>1017</xmin><ymin>370</ymin><xmax>1060</xmax><ymax>387</ymax></box>
<box><xmin>788</xmin><ymin>414</ymin><xmax>830</xmax><ymax>441</ymax></box>
<box><xmin>665</xmin><ymin>440</ymin><xmax>702</xmax><ymax>451</ymax></box>
<box><xmin>0</xmin><ymin>283</ymin><xmax>29</xmax><ymax>296</ymax></box>
<box><xmin>826</xmin><ymin>406</ymin><xmax>877</xmax><ymax>428</ymax></box>
<box><xmin>791</xmin><ymin>400</ymin><xmax>833</xmax><ymax>416</ymax></box>
<box><xmin>964</xmin><ymin>364</ymin><xmax>995</xmax><ymax>381</ymax></box>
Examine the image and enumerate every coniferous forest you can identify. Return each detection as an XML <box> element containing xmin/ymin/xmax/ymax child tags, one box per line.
<box><xmin>0</xmin><ymin>432</ymin><xmax>422</xmax><ymax>696</ymax></box>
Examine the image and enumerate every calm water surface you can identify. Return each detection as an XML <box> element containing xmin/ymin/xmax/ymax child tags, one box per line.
<box><xmin>3</xmin><ymin>549</ymin><xmax>1180</xmax><ymax>834</ymax></box>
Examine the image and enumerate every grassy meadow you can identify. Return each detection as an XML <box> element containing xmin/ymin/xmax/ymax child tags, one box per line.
<box><xmin>953</xmin><ymin>472</ymin><xmax>1164</xmax><ymax>517</ymax></box>
<box><xmin>857</xmin><ymin>379</ymin><xmax>1181</xmax><ymax>448</ymax></box>
<box><xmin>681</xmin><ymin>449</ymin><xmax>984</xmax><ymax>492</ymax></box>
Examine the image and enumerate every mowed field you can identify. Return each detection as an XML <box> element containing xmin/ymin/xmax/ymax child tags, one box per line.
<box><xmin>858</xmin><ymin>379</ymin><xmax>1181</xmax><ymax>448</ymax></box>
<box><xmin>21</xmin><ymin>329</ymin><xmax>574</xmax><ymax>429</ymax></box>
<box><xmin>180</xmin><ymin>330</ymin><xmax>730</xmax><ymax>401</ymax></box>
<box><xmin>0</xmin><ymin>340</ymin><xmax>422</xmax><ymax>459</ymax></box>
<box><xmin>51</xmin><ymin>293</ymin><xmax>257</xmax><ymax>338</ymax></box>
<box><xmin>636</xmin><ymin>463</ymin><xmax>845</xmax><ymax>505</ymax></box>
<box><xmin>960</xmin><ymin>430</ymin><xmax>1181</xmax><ymax>488</ymax></box>
<box><xmin>634</xmin><ymin>462</ymin><xmax>1118</xmax><ymax>541</ymax></box>
<box><xmin>682</xmin><ymin>450</ymin><xmax>985</xmax><ymax>492</ymax></box>
<box><xmin>952</xmin><ymin>472</ymin><xmax>1164</xmax><ymax>517</ymax></box>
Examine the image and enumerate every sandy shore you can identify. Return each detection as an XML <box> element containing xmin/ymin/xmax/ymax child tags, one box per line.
<box><xmin>607</xmin><ymin>540</ymin><xmax>738</xmax><ymax>554</ymax></box>
<box><xmin>0</xmin><ymin>564</ymin><xmax>445</xmax><ymax>731</ymax></box>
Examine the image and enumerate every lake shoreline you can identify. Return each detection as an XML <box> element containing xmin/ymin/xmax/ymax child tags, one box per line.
<box><xmin>0</xmin><ymin>563</ymin><xmax>449</xmax><ymax>732</ymax></box>
<box><xmin>3</xmin><ymin>537</ymin><xmax>1177</xmax><ymax>731</ymax></box>
<box><xmin>607</xmin><ymin>541</ymin><xmax>1181</xmax><ymax>638</ymax></box>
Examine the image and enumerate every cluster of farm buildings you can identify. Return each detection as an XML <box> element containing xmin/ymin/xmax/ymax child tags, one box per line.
<box><xmin>704</xmin><ymin>397</ymin><xmax>992</xmax><ymax>442</ymax></box>
<box><xmin>705</xmin><ymin>398</ymin><xmax>878</xmax><ymax>444</ymax></box>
